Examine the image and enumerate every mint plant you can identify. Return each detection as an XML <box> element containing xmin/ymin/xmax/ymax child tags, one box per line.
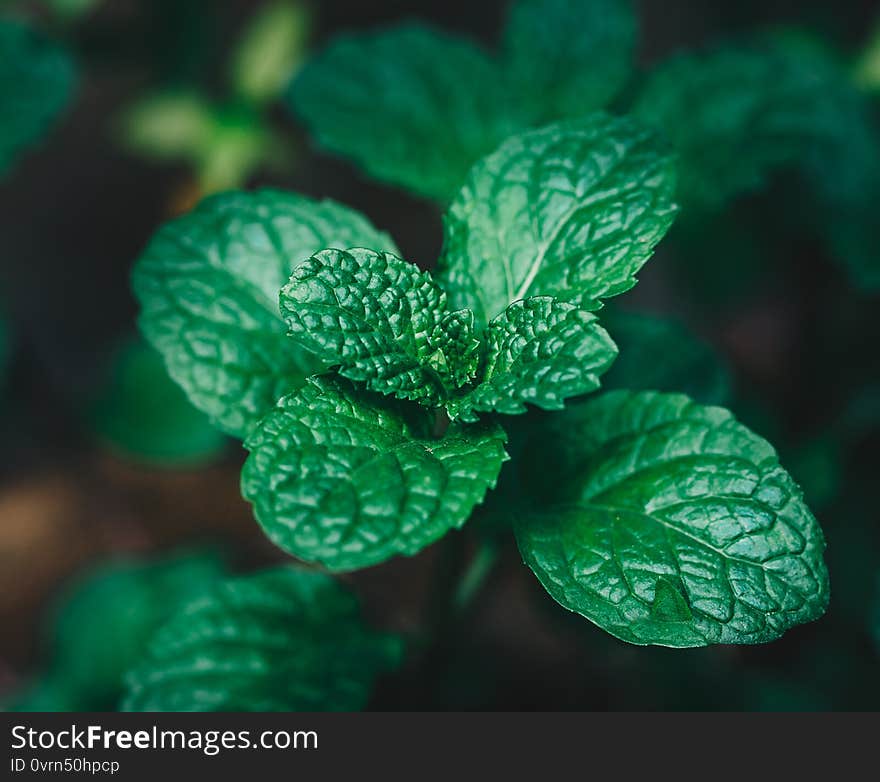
<box><xmin>133</xmin><ymin>113</ymin><xmax>829</xmax><ymax>659</ymax></box>
<box><xmin>289</xmin><ymin>0</ymin><xmax>879</xmax><ymax>290</ymax></box>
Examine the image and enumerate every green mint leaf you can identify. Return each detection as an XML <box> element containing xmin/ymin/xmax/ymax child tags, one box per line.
<box><xmin>600</xmin><ymin>309</ymin><xmax>732</xmax><ymax>405</ymax></box>
<box><xmin>516</xmin><ymin>391</ymin><xmax>829</xmax><ymax>647</ymax></box>
<box><xmin>0</xmin><ymin>18</ymin><xmax>76</xmax><ymax>174</ymax></box>
<box><xmin>241</xmin><ymin>376</ymin><xmax>509</xmax><ymax>571</ymax></box>
<box><xmin>502</xmin><ymin>0</ymin><xmax>636</xmax><ymax>121</ymax></box>
<box><xmin>8</xmin><ymin>550</ymin><xmax>230</xmax><ymax>712</ymax></box>
<box><xmin>449</xmin><ymin>297</ymin><xmax>617</xmax><ymax>421</ymax></box>
<box><xmin>439</xmin><ymin>116</ymin><xmax>678</xmax><ymax>328</ymax></box>
<box><xmin>87</xmin><ymin>337</ymin><xmax>228</xmax><ymax>467</ymax></box>
<box><xmin>117</xmin><ymin>91</ymin><xmax>215</xmax><ymax>162</ymax></box>
<box><xmin>281</xmin><ymin>248</ymin><xmax>479</xmax><ymax>406</ymax></box>
<box><xmin>123</xmin><ymin>566</ymin><xmax>403</xmax><ymax>712</ymax></box>
<box><xmin>289</xmin><ymin>23</ymin><xmax>516</xmax><ymax>201</ymax></box>
<box><xmin>132</xmin><ymin>189</ymin><xmax>399</xmax><ymax>438</ymax></box>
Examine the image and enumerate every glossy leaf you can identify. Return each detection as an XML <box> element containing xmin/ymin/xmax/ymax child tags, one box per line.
<box><xmin>241</xmin><ymin>376</ymin><xmax>508</xmax><ymax>570</ymax></box>
<box><xmin>289</xmin><ymin>23</ymin><xmax>517</xmax><ymax>201</ymax></box>
<box><xmin>0</xmin><ymin>18</ymin><xmax>75</xmax><ymax>174</ymax></box>
<box><xmin>132</xmin><ymin>189</ymin><xmax>399</xmax><ymax>438</ymax></box>
<box><xmin>450</xmin><ymin>297</ymin><xmax>617</xmax><ymax>421</ymax></box>
<box><xmin>281</xmin><ymin>248</ymin><xmax>479</xmax><ymax>406</ymax></box>
<box><xmin>502</xmin><ymin>0</ymin><xmax>636</xmax><ymax>121</ymax></box>
<box><xmin>123</xmin><ymin>567</ymin><xmax>403</xmax><ymax>711</ymax></box>
<box><xmin>516</xmin><ymin>391</ymin><xmax>829</xmax><ymax>646</ymax></box>
<box><xmin>600</xmin><ymin>309</ymin><xmax>731</xmax><ymax>404</ymax></box>
<box><xmin>439</xmin><ymin>116</ymin><xmax>678</xmax><ymax>327</ymax></box>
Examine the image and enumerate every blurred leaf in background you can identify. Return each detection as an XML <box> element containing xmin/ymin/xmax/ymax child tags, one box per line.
<box><xmin>854</xmin><ymin>16</ymin><xmax>880</xmax><ymax>92</ymax></box>
<box><xmin>6</xmin><ymin>550</ymin><xmax>232</xmax><ymax>712</ymax></box>
<box><xmin>599</xmin><ymin>309</ymin><xmax>732</xmax><ymax>405</ymax></box>
<box><xmin>42</xmin><ymin>0</ymin><xmax>101</xmax><ymax>23</ymax></box>
<box><xmin>0</xmin><ymin>15</ymin><xmax>76</xmax><ymax>174</ymax></box>
<box><xmin>86</xmin><ymin>337</ymin><xmax>228</xmax><ymax>468</ymax></box>
<box><xmin>117</xmin><ymin>1</ymin><xmax>310</xmax><ymax>203</ymax></box>
<box><xmin>123</xmin><ymin>566</ymin><xmax>404</xmax><ymax>712</ymax></box>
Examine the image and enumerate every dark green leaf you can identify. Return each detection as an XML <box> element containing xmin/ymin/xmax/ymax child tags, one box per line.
<box><xmin>0</xmin><ymin>18</ymin><xmax>75</xmax><ymax>174</ymax></box>
<box><xmin>123</xmin><ymin>566</ymin><xmax>403</xmax><ymax>711</ymax></box>
<box><xmin>289</xmin><ymin>23</ymin><xmax>517</xmax><ymax>201</ymax></box>
<box><xmin>600</xmin><ymin>309</ymin><xmax>731</xmax><ymax>404</ymax></box>
<box><xmin>439</xmin><ymin>116</ymin><xmax>678</xmax><ymax>328</ymax></box>
<box><xmin>132</xmin><ymin>189</ymin><xmax>398</xmax><ymax>438</ymax></box>
<box><xmin>88</xmin><ymin>337</ymin><xmax>228</xmax><ymax>467</ymax></box>
<box><xmin>281</xmin><ymin>248</ymin><xmax>479</xmax><ymax>406</ymax></box>
<box><xmin>516</xmin><ymin>391</ymin><xmax>829</xmax><ymax>646</ymax></box>
<box><xmin>7</xmin><ymin>550</ymin><xmax>230</xmax><ymax>711</ymax></box>
<box><xmin>241</xmin><ymin>376</ymin><xmax>509</xmax><ymax>570</ymax></box>
<box><xmin>450</xmin><ymin>297</ymin><xmax>617</xmax><ymax>420</ymax></box>
<box><xmin>502</xmin><ymin>0</ymin><xmax>636</xmax><ymax>121</ymax></box>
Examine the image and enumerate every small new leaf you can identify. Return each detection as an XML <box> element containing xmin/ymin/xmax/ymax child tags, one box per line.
<box><xmin>289</xmin><ymin>23</ymin><xmax>516</xmax><ymax>201</ymax></box>
<box><xmin>241</xmin><ymin>376</ymin><xmax>509</xmax><ymax>570</ymax></box>
<box><xmin>123</xmin><ymin>567</ymin><xmax>403</xmax><ymax>712</ymax></box>
<box><xmin>450</xmin><ymin>297</ymin><xmax>617</xmax><ymax>421</ymax></box>
<box><xmin>281</xmin><ymin>248</ymin><xmax>479</xmax><ymax>406</ymax></box>
<box><xmin>502</xmin><ymin>0</ymin><xmax>637</xmax><ymax>121</ymax></box>
<box><xmin>516</xmin><ymin>391</ymin><xmax>829</xmax><ymax>647</ymax></box>
<box><xmin>439</xmin><ymin>115</ymin><xmax>678</xmax><ymax>327</ymax></box>
<box><xmin>132</xmin><ymin>190</ymin><xmax>399</xmax><ymax>438</ymax></box>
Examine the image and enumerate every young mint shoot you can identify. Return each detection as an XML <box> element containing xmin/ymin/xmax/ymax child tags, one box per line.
<box><xmin>133</xmin><ymin>109</ymin><xmax>830</xmax><ymax>657</ymax></box>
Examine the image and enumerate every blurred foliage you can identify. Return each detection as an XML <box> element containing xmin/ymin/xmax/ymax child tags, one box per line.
<box><xmin>6</xmin><ymin>550</ymin><xmax>232</xmax><ymax>711</ymax></box>
<box><xmin>86</xmin><ymin>337</ymin><xmax>228</xmax><ymax>468</ymax></box>
<box><xmin>117</xmin><ymin>1</ymin><xmax>309</xmax><ymax>199</ymax></box>
<box><xmin>0</xmin><ymin>15</ymin><xmax>76</xmax><ymax>174</ymax></box>
<box><xmin>599</xmin><ymin>308</ymin><xmax>732</xmax><ymax>405</ymax></box>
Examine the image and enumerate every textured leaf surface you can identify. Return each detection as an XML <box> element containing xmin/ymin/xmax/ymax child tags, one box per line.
<box><xmin>450</xmin><ymin>297</ymin><xmax>617</xmax><ymax>420</ymax></box>
<box><xmin>241</xmin><ymin>376</ymin><xmax>508</xmax><ymax>570</ymax></box>
<box><xmin>132</xmin><ymin>190</ymin><xmax>398</xmax><ymax>438</ymax></box>
<box><xmin>0</xmin><ymin>18</ymin><xmax>75</xmax><ymax>174</ymax></box>
<box><xmin>124</xmin><ymin>567</ymin><xmax>403</xmax><ymax>712</ymax></box>
<box><xmin>502</xmin><ymin>0</ymin><xmax>636</xmax><ymax>121</ymax></box>
<box><xmin>600</xmin><ymin>309</ymin><xmax>731</xmax><ymax>405</ymax></box>
<box><xmin>516</xmin><ymin>391</ymin><xmax>829</xmax><ymax>646</ymax></box>
<box><xmin>439</xmin><ymin>116</ymin><xmax>678</xmax><ymax>327</ymax></box>
<box><xmin>8</xmin><ymin>551</ymin><xmax>230</xmax><ymax>711</ymax></box>
<box><xmin>281</xmin><ymin>248</ymin><xmax>479</xmax><ymax>406</ymax></box>
<box><xmin>289</xmin><ymin>23</ymin><xmax>517</xmax><ymax>201</ymax></box>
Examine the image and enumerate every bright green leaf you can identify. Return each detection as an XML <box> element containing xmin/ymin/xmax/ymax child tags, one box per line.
<box><xmin>87</xmin><ymin>337</ymin><xmax>228</xmax><ymax>467</ymax></box>
<box><xmin>516</xmin><ymin>391</ymin><xmax>829</xmax><ymax>647</ymax></box>
<box><xmin>232</xmin><ymin>0</ymin><xmax>311</xmax><ymax>104</ymax></box>
<box><xmin>600</xmin><ymin>309</ymin><xmax>731</xmax><ymax>405</ymax></box>
<box><xmin>241</xmin><ymin>376</ymin><xmax>509</xmax><ymax>571</ymax></box>
<box><xmin>7</xmin><ymin>550</ymin><xmax>230</xmax><ymax>711</ymax></box>
<box><xmin>118</xmin><ymin>91</ymin><xmax>215</xmax><ymax>162</ymax></box>
<box><xmin>123</xmin><ymin>566</ymin><xmax>404</xmax><ymax>711</ymax></box>
<box><xmin>502</xmin><ymin>0</ymin><xmax>637</xmax><ymax>121</ymax></box>
<box><xmin>0</xmin><ymin>17</ymin><xmax>76</xmax><ymax>174</ymax></box>
<box><xmin>439</xmin><ymin>116</ymin><xmax>678</xmax><ymax>328</ymax></box>
<box><xmin>132</xmin><ymin>189</ymin><xmax>399</xmax><ymax>438</ymax></box>
<box><xmin>281</xmin><ymin>248</ymin><xmax>479</xmax><ymax>406</ymax></box>
<box><xmin>450</xmin><ymin>297</ymin><xmax>617</xmax><ymax>421</ymax></box>
<box><xmin>289</xmin><ymin>23</ymin><xmax>517</xmax><ymax>201</ymax></box>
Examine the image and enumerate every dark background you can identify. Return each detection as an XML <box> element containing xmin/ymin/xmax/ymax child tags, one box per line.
<box><xmin>1</xmin><ymin>0</ymin><xmax>878</xmax><ymax>710</ymax></box>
